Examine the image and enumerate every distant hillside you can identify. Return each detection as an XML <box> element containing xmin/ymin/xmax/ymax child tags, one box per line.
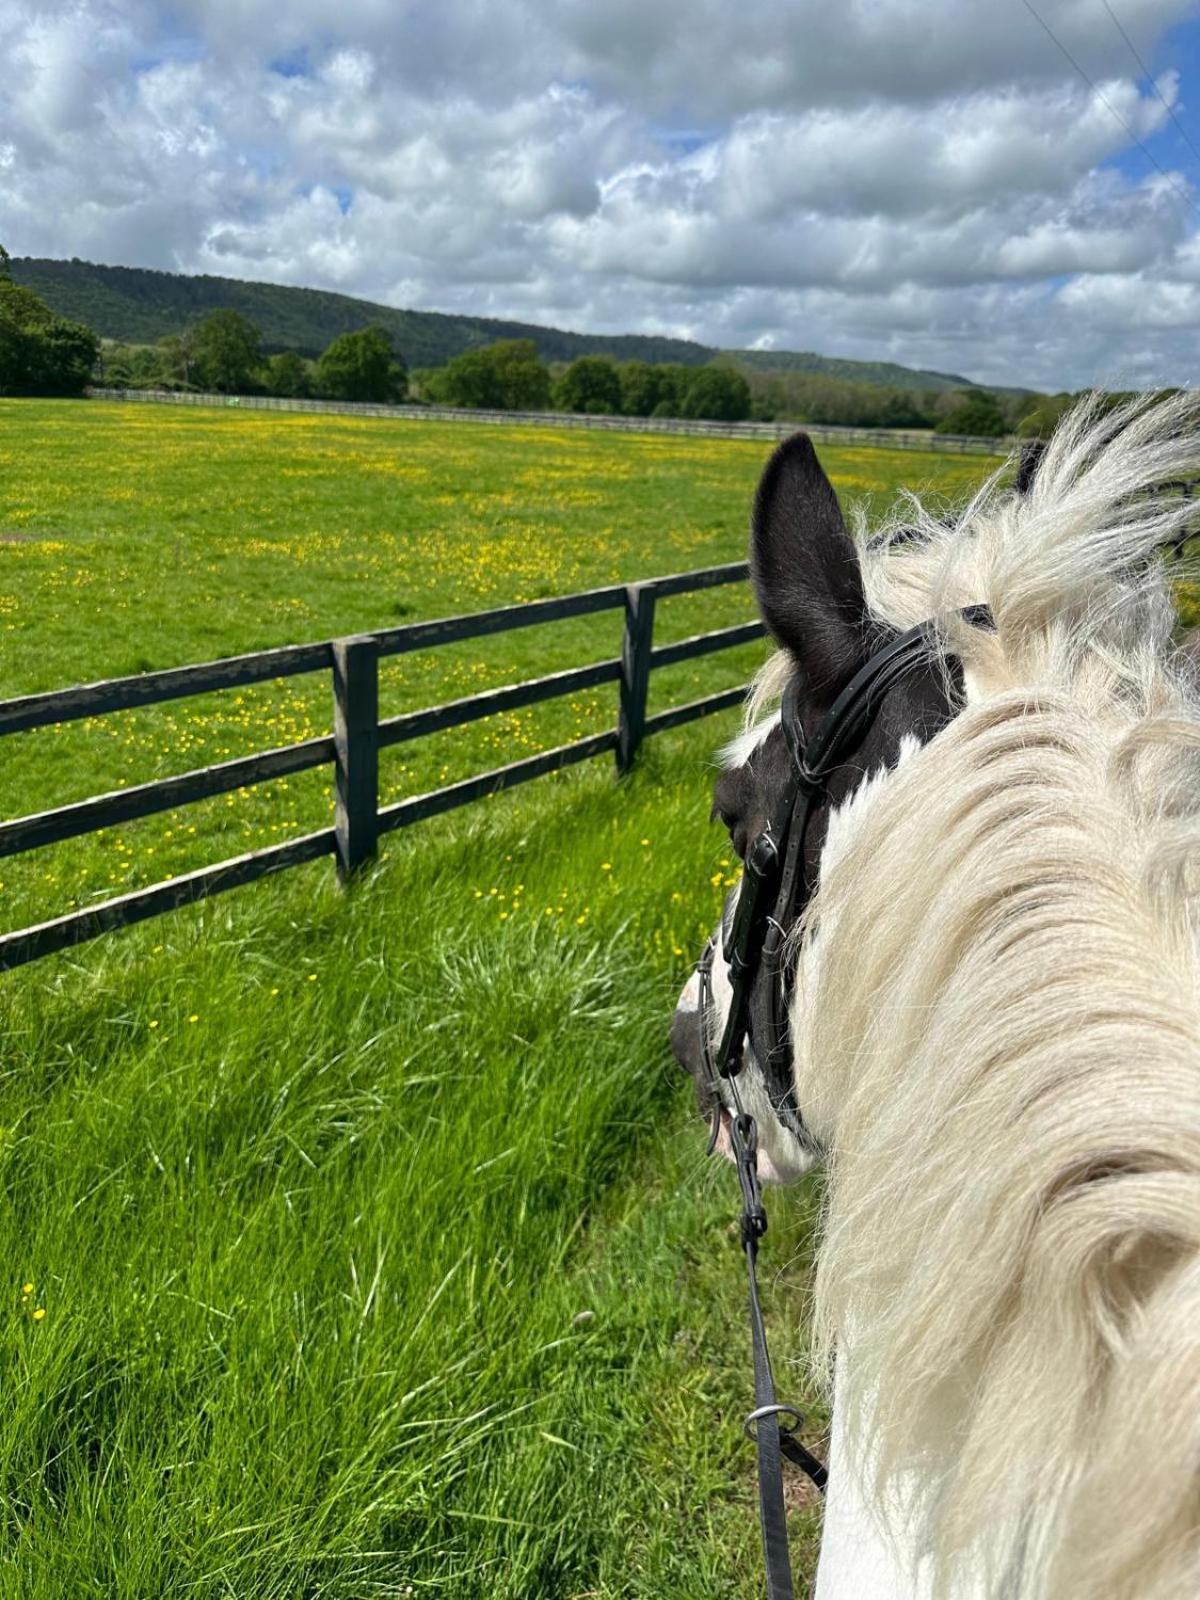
<box><xmin>10</xmin><ymin>258</ymin><xmax>711</xmax><ymax>369</ymax></box>
<box><xmin>725</xmin><ymin>347</ymin><xmax>974</xmax><ymax>393</ymax></box>
<box><xmin>11</xmin><ymin>257</ymin><xmax>979</xmax><ymax>393</ymax></box>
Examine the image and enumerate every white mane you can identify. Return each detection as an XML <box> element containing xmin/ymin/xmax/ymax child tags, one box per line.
<box><xmin>784</xmin><ymin>395</ymin><xmax>1200</xmax><ymax>1598</ymax></box>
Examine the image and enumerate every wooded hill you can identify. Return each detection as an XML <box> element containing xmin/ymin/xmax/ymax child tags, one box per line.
<box><xmin>731</xmin><ymin>347</ymin><xmax>976</xmax><ymax>392</ymax></box>
<box><xmin>11</xmin><ymin>257</ymin><xmax>975</xmax><ymax>393</ymax></box>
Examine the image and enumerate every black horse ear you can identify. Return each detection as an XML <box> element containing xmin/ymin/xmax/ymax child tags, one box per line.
<box><xmin>750</xmin><ymin>432</ymin><xmax>870</xmax><ymax>705</ymax></box>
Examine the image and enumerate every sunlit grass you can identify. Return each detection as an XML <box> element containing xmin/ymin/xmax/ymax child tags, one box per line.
<box><xmin>0</xmin><ymin>400</ymin><xmax>995</xmax><ymax>933</ymax></box>
<box><xmin>0</xmin><ymin>399</ymin><xmax>1000</xmax><ymax>1594</ymax></box>
<box><xmin>0</xmin><ymin>734</ymin><xmax>832</xmax><ymax>1598</ymax></box>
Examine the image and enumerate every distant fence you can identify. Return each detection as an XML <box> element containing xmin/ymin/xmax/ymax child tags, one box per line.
<box><xmin>0</xmin><ymin>563</ymin><xmax>765</xmax><ymax>971</ymax></box>
<box><xmin>86</xmin><ymin>386</ymin><xmax>1009</xmax><ymax>456</ymax></box>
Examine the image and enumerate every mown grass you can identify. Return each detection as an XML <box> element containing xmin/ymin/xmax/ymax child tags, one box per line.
<box><xmin>0</xmin><ymin>400</ymin><xmax>999</xmax><ymax>1594</ymax></box>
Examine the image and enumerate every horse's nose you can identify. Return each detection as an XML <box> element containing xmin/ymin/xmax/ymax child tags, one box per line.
<box><xmin>671</xmin><ymin>969</ymin><xmax>705</xmax><ymax>1079</ymax></box>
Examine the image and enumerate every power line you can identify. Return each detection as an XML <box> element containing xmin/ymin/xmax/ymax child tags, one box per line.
<box><xmin>1099</xmin><ymin>0</ymin><xmax>1200</xmax><ymax>173</ymax></box>
<box><xmin>1018</xmin><ymin>0</ymin><xmax>1200</xmax><ymax>227</ymax></box>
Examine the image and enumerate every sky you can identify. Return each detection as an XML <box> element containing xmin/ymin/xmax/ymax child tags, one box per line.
<box><xmin>4</xmin><ymin>0</ymin><xmax>1200</xmax><ymax>390</ymax></box>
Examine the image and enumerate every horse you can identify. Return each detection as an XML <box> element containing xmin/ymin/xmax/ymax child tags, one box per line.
<box><xmin>671</xmin><ymin>394</ymin><xmax>1200</xmax><ymax>1599</ymax></box>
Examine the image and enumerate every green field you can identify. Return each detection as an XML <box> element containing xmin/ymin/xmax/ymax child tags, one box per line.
<box><xmin>0</xmin><ymin>401</ymin><xmax>997</xmax><ymax>1596</ymax></box>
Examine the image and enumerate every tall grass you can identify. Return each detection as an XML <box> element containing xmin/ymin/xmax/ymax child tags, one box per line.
<box><xmin>0</xmin><ymin>739</ymin><xmax>826</xmax><ymax>1597</ymax></box>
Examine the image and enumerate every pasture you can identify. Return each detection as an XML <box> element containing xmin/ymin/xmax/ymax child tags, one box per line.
<box><xmin>0</xmin><ymin>402</ymin><xmax>997</xmax><ymax>1596</ymax></box>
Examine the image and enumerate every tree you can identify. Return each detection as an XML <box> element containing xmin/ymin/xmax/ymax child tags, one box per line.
<box><xmin>434</xmin><ymin>340</ymin><xmax>550</xmax><ymax>410</ymax></box>
<box><xmin>487</xmin><ymin>340</ymin><xmax>550</xmax><ymax>410</ymax></box>
<box><xmin>617</xmin><ymin>360</ymin><xmax>696</xmax><ymax>417</ymax></box>
<box><xmin>410</xmin><ymin>365</ymin><xmax>453</xmax><ymax>404</ymax></box>
<box><xmin>617</xmin><ymin>360</ymin><xmax>663</xmax><ymax>416</ymax></box>
<box><xmin>679</xmin><ymin>366</ymin><xmax>752</xmax><ymax>422</ymax></box>
<box><xmin>874</xmin><ymin>388</ymin><xmax>935</xmax><ymax>428</ymax></box>
<box><xmin>653</xmin><ymin>365</ymin><xmax>690</xmax><ymax>414</ymax></box>
<box><xmin>736</xmin><ymin>366</ymin><xmax>943</xmax><ymax>430</ymax></box>
<box><xmin>159</xmin><ymin>328</ymin><xmax>198</xmax><ymax>388</ymax></box>
<box><xmin>266</xmin><ymin>350</ymin><xmax>311</xmax><ymax>398</ymax></box>
<box><xmin>0</xmin><ymin>265</ymin><xmax>99</xmax><ymax>396</ymax></box>
<box><xmin>553</xmin><ymin>355</ymin><xmax>622</xmax><ymax>414</ymax></box>
<box><xmin>315</xmin><ymin>325</ymin><xmax>407</xmax><ymax>403</ymax></box>
<box><xmin>103</xmin><ymin>342</ymin><xmax>172</xmax><ymax>390</ymax></box>
<box><xmin>438</xmin><ymin>347</ymin><xmax>503</xmax><ymax>409</ymax></box>
<box><xmin>1015</xmin><ymin>393</ymin><xmax>1074</xmax><ymax>438</ymax></box>
<box><xmin>192</xmin><ymin>309</ymin><xmax>262</xmax><ymax>393</ymax></box>
<box><xmin>24</xmin><ymin>315</ymin><xmax>101</xmax><ymax>394</ymax></box>
<box><xmin>934</xmin><ymin>391</ymin><xmax>1008</xmax><ymax>438</ymax></box>
<box><xmin>0</xmin><ymin>314</ymin><xmax>24</xmax><ymax>394</ymax></box>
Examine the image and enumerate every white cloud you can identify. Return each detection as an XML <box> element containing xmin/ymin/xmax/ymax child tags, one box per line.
<box><xmin>2</xmin><ymin>0</ymin><xmax>1200</xmax><ymax>387</ymax></box>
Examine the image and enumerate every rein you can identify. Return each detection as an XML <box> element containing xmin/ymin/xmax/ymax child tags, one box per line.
<box><xmin>698</xmin><ymin>606</ymin><xmax>991</xmax><ymax>1600</ymax></box>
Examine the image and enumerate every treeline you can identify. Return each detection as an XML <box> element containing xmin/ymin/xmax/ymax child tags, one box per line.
<box><xmin>0</xmin><ymin>246</ymin><xmax>99</xmax><ymax>396</ymax></box>
<box><xmin>738</xmin><ymin>367</ymin><xmax>1076</xmax><ymax>439</ymax></box>
<box><xmin>101</xmin><ymin>310</ymin><xmax>407</xmax><ymax>403</ymax></box>
<box><xmin>0</xmin><ymin>260</ymin><xmax>408</xmax><ymax>405</ymax></box>
<box><xmin>411</xmin><ymin>343</ymin><xmax>754</xmax><ymax>421</ymax></box>
<box><xmin>410</xmin><ymin>343</ymin><xmax>1082</xmax><ymax>436</ymax></box>
<box><xmin>108</xmin><ymin>326</ymin><xmax>757</xmax><ymax>422</ymax></box>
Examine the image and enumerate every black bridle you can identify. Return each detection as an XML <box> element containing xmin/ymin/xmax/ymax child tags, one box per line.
<box><xmin>697</xmin><ymin>605</ymin><xmax>991</xmax><ymax>1600</ymax></box>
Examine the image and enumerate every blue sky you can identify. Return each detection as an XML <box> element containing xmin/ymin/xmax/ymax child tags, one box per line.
<box><xmin>4</xmin><ymin>0</ymin><xmax>1200</xmax><ymax>389</ymax></box>
<box><xmin>1103</xmin><ymin>14</ymin><xmax>1200</xmax><ymax>188</ymax></box>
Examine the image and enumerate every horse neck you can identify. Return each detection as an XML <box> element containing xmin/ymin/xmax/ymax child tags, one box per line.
<box><xmin>797</xmin><ymin>692</ymin><xmax>1200</xmax><ymax>1600</ymax></box>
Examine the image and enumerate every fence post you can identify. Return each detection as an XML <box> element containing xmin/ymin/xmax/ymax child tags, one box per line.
<box><xmin>332</xmin><ymin>636</ymin><xmax>379</xmax><ymax>880</ymax></box>
<box><xmin>616</xmin><ymin>584</ymin><xmax>656</xmax><ymax>776</ymax></box>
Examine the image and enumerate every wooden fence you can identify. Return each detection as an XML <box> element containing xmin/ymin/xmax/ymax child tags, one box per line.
<box><xmin>0</xmin><ymin>563</ymin><xmax>764</xmax><ymax>972</ymax></box>
<box><xmin>85</xmin><ymin>386</ymin><xmax>1008</xmax><ymax>456</ymax></box>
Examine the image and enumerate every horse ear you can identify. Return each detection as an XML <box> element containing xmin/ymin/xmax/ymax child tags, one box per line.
<box><xmin>750</xmin><ymin>432</ymin><xmax>869</xmax><ymax>704</ymax></box>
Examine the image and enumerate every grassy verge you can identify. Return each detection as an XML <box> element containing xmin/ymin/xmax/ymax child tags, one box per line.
<box><xmin>0</xmin><ymin>733</ymin><xmax>827</xmax><ymax>1598</ymax></box>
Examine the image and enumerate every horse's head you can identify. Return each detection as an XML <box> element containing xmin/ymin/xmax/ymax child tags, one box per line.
<box><xmin>672</xmin><ymin>433</ymin><xmax>975</xmax><ymax>1182</ymax></box>
<box><xmin>674</xmin><ymin>401</ymin><xmax>1200</xmax><ymax>1600</ymax></box>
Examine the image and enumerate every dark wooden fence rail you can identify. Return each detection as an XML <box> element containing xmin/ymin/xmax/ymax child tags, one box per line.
<box><xmin>0</xmin><ymin>562</ymin><xmax>764</xmax><ymax>972</ymax></box>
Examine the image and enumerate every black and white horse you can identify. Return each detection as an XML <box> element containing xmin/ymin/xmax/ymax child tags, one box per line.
<box><xmin>674</xmin><ymin>396</ymin><xmax>1200</xmax><ymax>1599</ymax></box>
